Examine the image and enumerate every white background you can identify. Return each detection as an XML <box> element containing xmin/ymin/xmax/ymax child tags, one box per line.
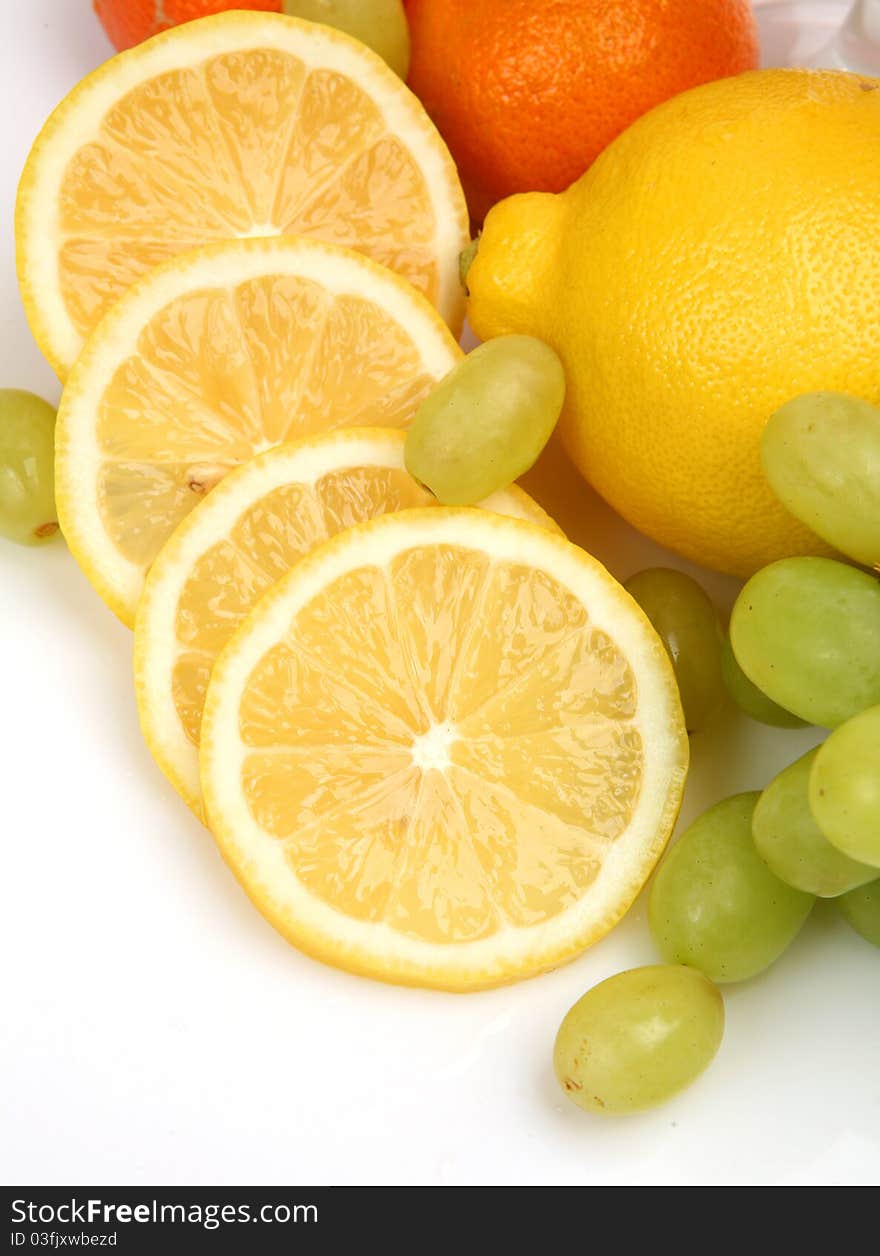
<box><xmin>2</xmin><ymin>0</ymin><xmax>877</xmax><ymax>1187</ymax></box>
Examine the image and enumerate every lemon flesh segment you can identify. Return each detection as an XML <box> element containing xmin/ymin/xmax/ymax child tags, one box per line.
<box><xmin>200</xmin><ymin>509</ymin><xmax>688</xmax><ymax>990</ymax></box>
<box><xmin>55</xmin><ymin>236</ymin><xmax>462</xmax><ymax>625</ymax></box>
<box><xmin>16</xmin><ymin>11</ymin><xmax>469</xmax><ymax>377</ymax></box>
<box><xmin>134</xmin><ymin>428</ymin><xmax>557</xmax><ymax>815</ymax></box>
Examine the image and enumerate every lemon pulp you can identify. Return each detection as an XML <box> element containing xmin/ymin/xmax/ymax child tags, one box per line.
<box><xmin>236</xmin><ymin>543</ymin><xmax>643</xmax><ymax>940</ymax></box>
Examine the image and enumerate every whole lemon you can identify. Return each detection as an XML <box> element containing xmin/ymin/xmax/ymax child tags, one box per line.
<box><xmin>467</xmin><ymin>69</ymin><xmax>880</xmax><ymax>577</ymax></box>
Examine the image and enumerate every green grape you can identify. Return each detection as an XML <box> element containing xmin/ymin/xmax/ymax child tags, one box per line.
<box><xmin>835</xmin><ymin>881</ymin><xmax>880</xmax><ymax>948</ymax></box>
<box><xmin>405</xmin><ymin>336</ymin><xmax>565</xmax><ymax>505</ymax></box>
<box><xmin>809</xmin><ymin>705</ymin><xmax>880</xmax><ymax>869</ymax></box>
<box><xmin>459</xmin><ymin>237</ymin><xmax>479</xmax><ymax>292</ymax></box>
<box><xmin>0</xmin><ymin>389</ymin><xmax>58</xmax><ymax>546</ymax></box>
<box><xmin>729</xmin><ymin>557</ymin><xmax>880</xmax><ymax>728</ymax></box>
<box><xmin>624</xmin><ymin>568</ymin><xmax>724</xmax><ymax>734</ymax></box>
<box><xmin>752</xmin><ymin>749</ymin><xmax>877</xmax><ymax>897</ymax></box>
<box><xmin>649</xmin><ymin>793</ymin><xmax>814</xmax><ymax>982</ymax></box>
<box><xmin>284</xmin><ymin>0</ymin><xmax>411</xmax><ymax>78</ymax></box>
<box><xmin>553</xmin><ymin>965</ymin><xmax>724</xmax><ymax>1115</ymax></box>
<box><xmin>720</xmin><ymin>635</ymin><xmax>807</xmax><ymax>728</ymax></box>
<box><xmin>761</xmin><ymin>392</ymin><xmax>880</xmax><ymax>568</ymax></box>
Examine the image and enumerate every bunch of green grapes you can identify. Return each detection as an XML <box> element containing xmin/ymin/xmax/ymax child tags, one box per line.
<box><xmin>556</xmin><ymin>392</ymin><xmax>880</xmax><ymax>1118</ymax></box>
<box><xmin>729</xmin><ymin>393</ymin><xmax>880</xmax><ymax>875</ymax></box>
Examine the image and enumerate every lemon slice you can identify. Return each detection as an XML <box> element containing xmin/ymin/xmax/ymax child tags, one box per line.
<box><xmin>135</xmin><ymin>428</ymin><xmax>557</xmax><ymax>816</ymax></box>
<box><xmin>200</xmin><ymin>508</ymin><xmax>688</xmax><ymax>990</ymax></box>
<box><xmin>16</xmin><ymin>10</ymin><xmax>468</xmax><ymax>378</ymax></box>
<box><xmin>55</xmin><ymin>235</ymin><xmax>461</xmax><ymax>626</ymax></box>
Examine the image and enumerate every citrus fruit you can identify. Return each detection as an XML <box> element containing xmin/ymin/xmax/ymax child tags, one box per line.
<box><xmin>135</xmin><ymin>428</ymin><xmax>556</xmax><ymax>815</ymax></box>
<box><xmin>200</xmin><ymin>507</ymin><xmax>688</xmax><ymax>989</ymax></box>
<box><xmin>55</xmin><ymin>235</ymin><xmax>460</xmax><ymax>626</ymax></box>
<box><xmin>468</xmin><ymin>69</ymin><xmax>880</xmax><ymax>577</ymax></box>
<box><xmin>405</xmin><ymin>0</ymin><xmax>757</xmax><ymax>221</ymax></box>
<box><xmin>17</xmin><ymin>11</ymin><xmax>468</xmax><ymax>378</ymax></box>
<box><xmin>95</xmin><ymin>1</ymin><xmax>282</xmax><ymax>51</ymax></box>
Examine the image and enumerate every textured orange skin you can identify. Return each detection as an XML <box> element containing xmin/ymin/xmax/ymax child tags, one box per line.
<box><xmin>405</xmin><ymin>0</ymin><xmax>758</xmax><ymax>222</ymax></box>
<box><xmin>94</xmin><ymin>0</ymin><xmax>282</xmax><ymax>51</ymax></box>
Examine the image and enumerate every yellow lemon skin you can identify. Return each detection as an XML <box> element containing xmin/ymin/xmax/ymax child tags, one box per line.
<box><xmin>468</xmin><ymin>69</ymin><xmax>880</xmax><ymax>577</ymax></box>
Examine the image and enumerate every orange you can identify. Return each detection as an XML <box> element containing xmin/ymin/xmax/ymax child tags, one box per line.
<box><xmin>95</xmin><ymin>0</ymin><xmax>282</xmax><ymax>51</ymax></box>
<box><xmin>405</xmin><ymin>0</ymin><xmax>758</xmax><ymax>221</ymax></box>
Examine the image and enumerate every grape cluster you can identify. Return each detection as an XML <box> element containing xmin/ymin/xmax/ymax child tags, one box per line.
<box><xmin>557</xmin><ymin>391</ymin><xmax>880</xmax><ymax>1115</ymax></box>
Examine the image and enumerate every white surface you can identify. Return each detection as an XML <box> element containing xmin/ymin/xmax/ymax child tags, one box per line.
<box><xmin>1</xmin><ymin>0</ymin><xmax>878</xmax><ymax>1188</ymax></box>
